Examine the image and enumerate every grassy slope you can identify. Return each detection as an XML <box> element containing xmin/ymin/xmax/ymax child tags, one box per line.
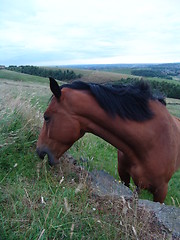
<box><xmin>144</xmin><ymin>76</ymin><xmax>180</xmax><ymax>85</ymax></box>
<box><xmin>2</xmin><ymin>67</ymin><xmax>179</xmax><ymax>85</ymax></box>
<box><xmin>0</xmin><ymin>68</ymin><xmax>136</xmax><ymax>85</ymax></box>
<box><xmin>43</xmin><ymin>66</ymin><xmax>139</xmax><ymax>83</ymax></box>
<box><xmin>0</xmin><ymin>69</ymin><xmax>179</xmax><ymax>238</ymax></box>
<box><xmin>97</xmin><ymin>67</ymin><xmax>180</xmax><ymax>85</ymax></box>
<box><xmin>71</xmin><ymin>68</ymin><xmax>135</xmax><ymax>83</ymax></box>
<box><xmin>0</xmin><ymin>69</ymin><xmax>48</xmax><ymax>84</ymax></box>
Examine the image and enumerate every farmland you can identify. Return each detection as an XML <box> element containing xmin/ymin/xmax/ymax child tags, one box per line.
<box><xmin>0</xmin><ymin>67</ymin><xmax>180</xmax><ymax>239</ymax></box>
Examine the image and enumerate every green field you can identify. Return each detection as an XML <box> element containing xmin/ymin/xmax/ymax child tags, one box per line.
<box><xmin>0</xmin><ymin>69</ymin><xmax>48</xmax><ymax>84</ymax></box>
<box><xmin>0</xmin><ymin>69</ymin><xmax>179</xmax><ymax>239</ymax></box>
<box><xmin>0</xmin><ymin>68</ymin><xmax>133</xmax><ymax>85</ymax></box>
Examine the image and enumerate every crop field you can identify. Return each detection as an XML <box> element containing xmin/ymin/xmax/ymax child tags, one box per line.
<box><xmin>0</xmin><ymin>70</ymin><xmax>180</xmax><ymax>239</ymax></box>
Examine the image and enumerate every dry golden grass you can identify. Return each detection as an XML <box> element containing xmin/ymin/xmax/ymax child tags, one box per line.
<box><xmin>75</xmin><ymin>68</ymin><xmax>138</xmax><ymax>83</ymax></box>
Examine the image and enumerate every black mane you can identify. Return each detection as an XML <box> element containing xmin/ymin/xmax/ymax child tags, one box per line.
<box><xmin>61</xmin><ymin>80</ymin><xmax>166</xmax><ymax>121</ymax></box>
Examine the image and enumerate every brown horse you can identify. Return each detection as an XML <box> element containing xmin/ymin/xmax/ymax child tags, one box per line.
<box><xmin>37</xmin><ymin>77</ymin><xmax>180</xmax><ymax>203</ymax></box>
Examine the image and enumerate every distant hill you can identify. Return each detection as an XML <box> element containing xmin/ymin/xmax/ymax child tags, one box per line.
<box><xmin>54</xmin><ymin>63</ymin><xmax>180</xmax><ymax>82</ymax></box>
<box><xmin>59</xmin><ymin>62</ymin><xmax>180</xmax><ymax>71</ymax></box>
<box><xmin>0</xmin><ymin>67</ymin><xmax>138</xmax><ymax>85</ymax></box>
<box><xmin>1</xmin><ymin>64</ymin><xmax>180</xmax><ymax>99</ymax></box>
<box><xmin>70</xmin><ymin>68</ymin><xmax>139</xmax><ymax>83</ymax></box>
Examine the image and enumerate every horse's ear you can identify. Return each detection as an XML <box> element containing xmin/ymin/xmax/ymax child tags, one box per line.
<box><xmin>49</xmin><ymin>77</ymin><xmax>61</xmax><ymax>99</ymax></box>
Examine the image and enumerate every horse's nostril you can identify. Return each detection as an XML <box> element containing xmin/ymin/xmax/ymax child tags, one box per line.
<box><xmin>36</xmin><ymin>147</ymin><xmax>57</xmax><ymax>166</ymax></box>
<box><xmin>36</xmin><ymin>148</ymin><xmax>46</xmax><ymax>160</ymax></box>
<box><xmin>40</xmin><ymin>152</ymin><xmax>46</xmax><ymax>159</ymax></box>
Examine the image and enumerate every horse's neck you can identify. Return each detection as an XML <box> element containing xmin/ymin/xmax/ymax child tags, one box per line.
<box><xmin>74</xmin><ymin>92</ymin><xmax>178</xmax><ymax>159</ymax></box>
<box><xmin>83</xmin><ymin>117</ymin><xmax>132</xmax><ymax>151</ymax></box>
<box><xmin>71</xmin><ymin>90</ymin><xmax>150</xmax><ymax>159</ymax></box>
<box><xmin>68</xmin><ymin>90</ymin><xmax>180</xmax><ymax>170</ymax></box>
<box><xmin>173</xmin><ymin>116</ymin><xmax>180</xmax><ymax>170</ymax></box>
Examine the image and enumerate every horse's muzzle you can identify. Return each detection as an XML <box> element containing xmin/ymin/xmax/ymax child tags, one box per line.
<box><xmin>36</xmin><ymin>147</ymin><xmax>57</xmax><ymax>166</ymax></box>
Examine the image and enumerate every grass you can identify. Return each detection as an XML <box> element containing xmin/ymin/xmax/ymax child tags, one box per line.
<box><xmin>167</xmin><ymin>98</ymin><xmax>180</xmax><ymax>118</ymax></box>
<box><xmin>0</xmin><ymin>73</ymin><xmax>179</xmax><ymax>238</ymax></box>
<box><xmin>0</xmin><ymin>68</ymin><xmax>133</xmax><ymax>85</ymax></box>
<box><xmin>0</xmin><ymin>69</ymin><xmax>49</xmax><ymax>84</ymax></box>
<box><xmin>100</xmin><ymin>67</ymin><xmax>132</xmax><ymax>75</ymax></box>
<box><xmin>145</xmin><ymin>76</ymin><xmax>180</xmax><ymax>86</ymax></box>
<box><xmin>65</xmin><ymin>68</ymin><xmax>137</xmax><ymax>83</ymax></box>
<box><xmin>98</xmin><ymin>66</ymin><xmax>180</xmax><ymax>85</ymax></box>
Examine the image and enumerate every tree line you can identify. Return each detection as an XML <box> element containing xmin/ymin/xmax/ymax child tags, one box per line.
<box><xmin>131</xmin><ymin>69</ymin><xmax>172</xmax><ymax>80</ymax></box>
<box><xmin>7</xmin><ymin>65</ymin><xmax>82</xmax><ymax>81</ymax></box>
<box><xmin>114</xmin><ymin>78</ymin><xmax>180</xmax><ymax>99</ymax></box>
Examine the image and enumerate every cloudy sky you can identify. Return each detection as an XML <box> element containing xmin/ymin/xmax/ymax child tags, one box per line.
<box><xmin>1</xmin><ymin>0</ymin><xmax>180</xmax><ymax>66</ymax></box>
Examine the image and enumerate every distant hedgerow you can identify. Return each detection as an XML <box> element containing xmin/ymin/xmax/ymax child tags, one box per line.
<box><xmin>6</xmin><ymin>65</ymin><xmax>82</xmax><ymax>81</ymax></box>
<box><xmin>113</xmin><ymin>78</ymin><xmax>180</xmax><ymax>99</ymax></box>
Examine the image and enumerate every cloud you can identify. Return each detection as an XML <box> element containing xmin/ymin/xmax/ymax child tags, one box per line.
<box><xmin>0</xmin><ymin>0</ymin><xmax>180</xmax><ymax>65</ymax></box>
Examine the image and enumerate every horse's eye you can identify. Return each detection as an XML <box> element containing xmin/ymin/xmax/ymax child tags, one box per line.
<box><xmin>44</xmin><ymin>114</ymin><xmax>50</xmax><ymax>123</ymax></box>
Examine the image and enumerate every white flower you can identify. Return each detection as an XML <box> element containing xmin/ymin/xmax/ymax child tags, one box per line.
<box><xmin>14</xmin><ymin>163</ymin><xmax>18</xmax><ymax>168</ymax></box>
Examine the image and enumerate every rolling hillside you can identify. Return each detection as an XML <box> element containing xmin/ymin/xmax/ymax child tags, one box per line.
<box><xmin>0</xmin><ymin>69</ymin><xmax>48</xmax><ymax>84</ymax></box>
<box><xmin>66</xmin><ymin>68</ymin><xmax>138</xmax><ymax>83</ymax></box>
<box><xmin>0</xmin><ymin>67</ymin><xmax>138</xmax><ymax>84</ymax></box>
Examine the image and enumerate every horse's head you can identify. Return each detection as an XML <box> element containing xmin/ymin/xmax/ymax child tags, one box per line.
<box><xmin>36</xmin><ymin>78</ymin><xmax>84</xmax><ymax>165</ymax></box>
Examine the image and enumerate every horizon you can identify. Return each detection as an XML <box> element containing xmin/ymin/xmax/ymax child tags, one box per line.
<box><xmin>2</xmin><ymin>62</ymin><xmax>180</xmax><ymax>68</ymax></box>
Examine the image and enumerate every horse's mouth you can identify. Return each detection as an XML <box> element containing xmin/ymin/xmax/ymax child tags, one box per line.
<box><xmin>36</xmin><ymin>147</ymin><xmax>59</xmax><ymax>166</ymax></box>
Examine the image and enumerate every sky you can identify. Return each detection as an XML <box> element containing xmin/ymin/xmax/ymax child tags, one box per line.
<box><xmin>1</xmin><ymin>0</ymin><xmax>180</xmax><ymax>66</ymax></box>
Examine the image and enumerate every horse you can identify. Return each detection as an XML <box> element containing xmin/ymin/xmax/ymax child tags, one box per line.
<box><xmin>36</xmin><ymin>77</ymin><xmax>180</xmax><ymax>203</ymax></box>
